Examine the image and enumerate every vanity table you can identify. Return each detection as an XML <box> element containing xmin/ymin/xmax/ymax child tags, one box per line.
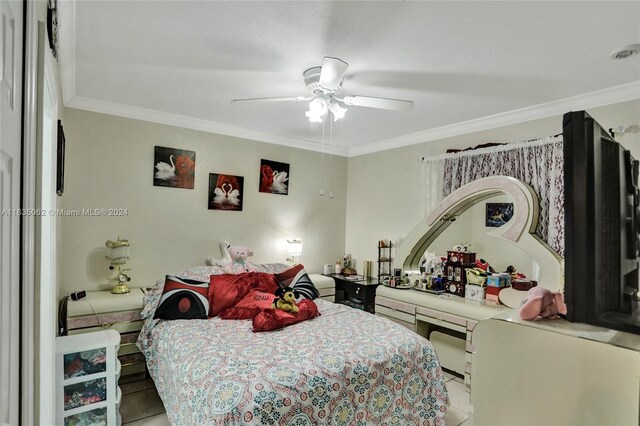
<box><xmin>375</xmin><ymin>286</ymin><xmax>508</xmax><ymax>391</ymax></box>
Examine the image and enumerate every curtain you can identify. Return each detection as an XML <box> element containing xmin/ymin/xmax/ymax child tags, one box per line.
<box><xmin>423</xmin><ymin>135</ymin><xmax>564</xmax><ymax>255</ymax></box>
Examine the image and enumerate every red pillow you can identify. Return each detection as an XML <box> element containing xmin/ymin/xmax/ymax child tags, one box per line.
<box><xmin>252</xmin><ymin>299</ymin><xmax>319</xmax><ymax>332</ymax></box>
<box><xmin>208</xmin><ymin>272</ymin><xmax>278</xmax><ymax>317</ymax></box>
<box><xmin>218</xmin><ymin>290</ymin><xmax>275</xmax><ymax>320</ymax></box>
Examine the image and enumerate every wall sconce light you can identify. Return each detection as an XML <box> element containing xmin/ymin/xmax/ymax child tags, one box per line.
<box><xmin>105</xmin><ymin>237</ymin><xmax>131</xmax><ymax>294</ymax></box>
<box><xmin>286</xmin><ymin>239</ymin><xmax>302</xmax><ymax>263</ymax></box>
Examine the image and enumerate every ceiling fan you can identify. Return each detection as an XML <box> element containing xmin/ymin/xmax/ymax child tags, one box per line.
<box><xmin>231</xmin><ymin>57</ymin><xmax>414</xmax><ymax>123</ymax></box>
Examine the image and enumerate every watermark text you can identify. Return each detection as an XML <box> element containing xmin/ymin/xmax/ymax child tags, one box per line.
<box><xmin>1</xmin><ymin>208</ymin><xmax>129</xmax><ymax>217</ymax></box>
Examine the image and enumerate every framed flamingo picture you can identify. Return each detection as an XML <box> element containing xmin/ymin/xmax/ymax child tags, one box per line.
<box><xmin>209</xmin><ymin>173</ymin><xmax>244</xmax><ymax>211</ymax></box>
<box><xmin>153</xmin><ymin>146</ymin><xmax>196</xmax><ymax>189</ymax></box>
<box><xmin>259</xmin><ymin>159</ymin><xmax>290</xmax><ymax>195</ymax></box>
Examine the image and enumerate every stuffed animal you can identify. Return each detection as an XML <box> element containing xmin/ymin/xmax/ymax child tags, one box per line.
<box><xmin>420</xmin><ymin>251</ymin><xmax>442</xmax><ymax>273</ymax></box>
<box><xmin>272</xmin><ymin>286</ymin><xmax>300</xmax><ymax>314</ymax></box>
<box><xmin>223</xmin><ymin>245</ymin><xmax>256</xmax><ymax>274</ymax></box>
<box><xmin>206</xmin><ymin>241</ymin><xmax>231</xmax><ymax>267</ymax></box>
<box><xmin>506</xmin><ymin>265</ymin><xmax>526</xmax><ymax>280</ymax></box>
<box><xmin>519</xmin><ymin>286</ymin><xmax>567</xmax><ymax>320</ymax></box>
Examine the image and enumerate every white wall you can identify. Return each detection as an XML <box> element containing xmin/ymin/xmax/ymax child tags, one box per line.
<box><xmin>59</xmin><ymin>100</ymin><xmax>640</xmax><ymax>296</ymax></box>
<box><xmin>59</xmin><ymin>108</ymin><xmax>347</xmax><ymax>297</ymax></box>
<box><xmin>345</xmin><ymin>99</ymin><xmax>640</xmax><ymax>275</ymax></box>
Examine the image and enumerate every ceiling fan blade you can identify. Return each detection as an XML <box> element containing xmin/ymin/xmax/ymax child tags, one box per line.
<box><xmin>319</xmin><ymin>57</ymin><xmax>349</xmax><ymax>91</ymax></box>
<box><xmin>342</xmin><ymin>95</ymin><xmax>414</xmax><ymax>111</ymax></box>
<box><xmin>231</xmin><ymin>96</ymin><xmax>309</xmax><ymax>104</ymax></box>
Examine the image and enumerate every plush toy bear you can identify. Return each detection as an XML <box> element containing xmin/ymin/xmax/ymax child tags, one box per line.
<box><xmin>519</xmin><ymin>286</ymin><xmax>567</xmax><ymax>320</ymax></box>
<box><xmin>223</xmin><ymin>245</ymin><xmax>256</xmax><ymax>274</ymax></box>
<box><xmin>272</xmin><ymin>286</ymin><xmax>300</xmax><ymax>314</ymax></box>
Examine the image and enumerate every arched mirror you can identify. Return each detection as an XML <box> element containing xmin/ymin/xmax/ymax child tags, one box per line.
<box><xmin>396</xmin><ymin>176</ymin><xmax>562</xmax><ymax>291</ymax></box>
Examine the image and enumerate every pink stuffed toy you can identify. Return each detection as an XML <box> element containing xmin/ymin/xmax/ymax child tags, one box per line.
<box><xmin>223</xmin><ymin>246</ymin><xmax>256</xmax><ymax>274</ymax></box>
<box><xmin>519</xmin><ymin>287</ymin><xmax>567</xmax><ymax>320</ymax></box>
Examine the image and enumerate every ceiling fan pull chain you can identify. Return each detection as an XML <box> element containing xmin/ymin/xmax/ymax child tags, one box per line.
<box><xmin>330</xmin><ymin>169</ymin><xmax>334</xmax><ymax>199</ymax></box>
<box><xmin>320</xmin><ymin>119</ymin><xmax>325</xmax><ymax>196</ymax></box>
<box><xmin>329</xmin><ymin>119</ymin><xmax>334</xmax><ymax>198</ymax></box>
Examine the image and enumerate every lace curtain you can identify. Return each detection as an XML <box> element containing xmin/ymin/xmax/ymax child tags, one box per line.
<box><xmin>422</xmin><ymin>135</ymin><xmax>564</xmax><ymax>255</ymax></box>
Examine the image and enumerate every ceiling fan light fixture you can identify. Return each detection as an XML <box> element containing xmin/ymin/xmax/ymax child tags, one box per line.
<box><xmin>305</xmin><ymin>98</ymin><xmax>328</xmax><ymax>123</ymax></box>
<box><xmin>329</xmin><ymin>101</ymin><xmax>347</xmax><ymax>121</ymax></box>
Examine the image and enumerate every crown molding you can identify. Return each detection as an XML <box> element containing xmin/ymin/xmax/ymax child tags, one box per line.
<box><xmin>62</xmin><ymin>78</ymin><xmax>638</xmax><ymax>159</ymax></box>
<box><xmin>65</xmin><ymin>96</ymin><xmax>349</xmax><ymax>157</ymax></box>
<box><xmin>348</xmin><ymin>80</ymin><xmax>640</xmax><ymax>157</ymax></box>
<box><xmin>57</xmin><ymin>0</ymin><xmax>76</xmax><ymax>105</ymax></box>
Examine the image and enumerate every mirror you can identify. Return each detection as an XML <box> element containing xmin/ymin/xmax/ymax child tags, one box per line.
<box><xmin>396</xmin><ymin>176</ymin><xmax>562</xmax><ymax>290</ymax></box>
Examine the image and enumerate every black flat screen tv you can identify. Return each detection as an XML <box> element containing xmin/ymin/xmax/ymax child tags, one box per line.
<box><xmin>563</xmin><ymin>110</ymin><xmax>640</xmax><ymax>334</ymax></box>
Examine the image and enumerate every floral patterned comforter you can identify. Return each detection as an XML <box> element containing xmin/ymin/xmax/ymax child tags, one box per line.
<box><xmin>137</xmin><ymin>267</ymin><xmax>449</xmax><ymax>426</ymax></box>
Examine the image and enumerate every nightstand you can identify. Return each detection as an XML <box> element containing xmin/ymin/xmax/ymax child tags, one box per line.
<box><xmin>64</xmin><ymin>289</ymin><xmax>147</xmax><ymax>384</ymax></box>
<box><xmin>325</xmin><ymin>274</ymin><xmax>380</xmax><ymax>313</ymax></box>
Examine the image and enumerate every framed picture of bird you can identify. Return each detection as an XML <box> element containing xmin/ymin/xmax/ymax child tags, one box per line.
<box><xmin>485</xmin><ymin>202</ymin><xmax>514</xmax><ymax>227</ymax></box>
<box><xmin>209</xmin><ymin>173</ymin><xmax>244</xmax><ymax>211</ymax></box>
<box><xmin>259</xmin><ymin>159</ymin><xmax>290</xmax><ymax>195</ymax></box>
<box><xmin>153</xmin><ymin>146</ymin><xmax>196</xmax><ymax>189</ymax></box>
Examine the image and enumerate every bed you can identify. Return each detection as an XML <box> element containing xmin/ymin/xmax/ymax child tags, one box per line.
<box><xmin>137</xmin><ymin>264</ymin><xmax>449</xmax><ymax>425</ymax></box>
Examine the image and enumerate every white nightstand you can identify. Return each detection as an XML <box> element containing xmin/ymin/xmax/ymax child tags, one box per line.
<box><xmin>65</xmin><ymin>289</ymin><xmax>147</xmax><ymax>384</ymax></box>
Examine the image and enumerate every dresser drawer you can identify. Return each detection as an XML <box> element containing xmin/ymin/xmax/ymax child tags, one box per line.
<box><xmin>68</xmin><ymin>320</ymin><xmax>144</xmax><ymax>335</ymax></box>
<box><xmin>416</xmin><ymin>313</ymin><xmax>466</xmax><ymax>334</ymax></box>
<box><xmin>416</xmin><ymin>306</ymin><xmax>467</xmax><ymax>327</ymax></box>
<box><xmin>375</xmin><ymin>296</ymin><xmax>416</xmax><ymax>315</ymax></box>
<box><xmin>375</xmin><ymin>313</ymin><xmax>415</xmax><ymax>331</ymax></box>
<box><xmin>67</xmin><ymin>310</ymin><xmax>142</xmax><ymax>330</ymax></box>
<box><xmin>375</xmin><ymin>305</ymin><xmax>415</xmax><ymax>324</ymax></box>
<box><xmin>121</xmin><ymin>362</ymin><xmax>146</xmax><ymax>377</ymax></box>
<box><xmin>118</xmin><ymin>342</ymin><xmax>141</xmax><ymax>356</ymax></box>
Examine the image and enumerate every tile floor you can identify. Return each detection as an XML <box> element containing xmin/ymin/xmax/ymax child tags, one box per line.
<box><xmin>443</xmin><ymin>371</ymin><xmax>471</xmax><ymax>426</ymax></box>
<box><xmin>122</xmin><ymin>371</ymin><xmax>471</xmax><ymax>425</ymax></box>
<box><xmin>120</xmin><ymin>378</ymin><xmax>167</xmax><ymax>425</ymax></box>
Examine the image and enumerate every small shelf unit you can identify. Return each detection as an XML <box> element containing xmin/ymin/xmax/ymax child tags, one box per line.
<box><xmin>56</xmin><ymin>329</ymin><xmax>122</xmax><ymax>426</ymax></box>
<box><xmin>378</xmin><ymin>240</ymin><xmax>393</xmax><ymax>282</ymax></box>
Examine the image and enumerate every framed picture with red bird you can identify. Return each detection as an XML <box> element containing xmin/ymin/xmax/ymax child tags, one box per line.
<box><xmin>259</xmin><ymin>159</ymin><xmax>290</xmax><ymax>195</ymax></box>
<box><xmin>209</xmin><ymin>173</ymin><xmax>244</xmax><ymax>211</ymax></box>
<box><xmin>153</xmin><ymin>146</ymin><xmax>196</xmax><ymax>189</ymax></box>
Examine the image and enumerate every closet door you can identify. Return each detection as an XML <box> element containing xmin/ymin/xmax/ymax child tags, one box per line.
<box><xmin>0</xmin><ymin>1</ymin><xmax>23</xmax><ymax>425</ymax></box>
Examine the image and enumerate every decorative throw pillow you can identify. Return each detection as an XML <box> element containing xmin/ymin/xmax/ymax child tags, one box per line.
<box><xmin>218</xmin><ymin>289</ymin><xmax>275</xmax><ymax>320</ymax></box>
<box><xmin>153</xmin><ymin>276</ymin><xmax>210</xmax><ymax>320</ymax></box>
<box><xmin>252</xmin><ymin>299</ymin><xmax>320</xmax><ymax>332</ymax></box>
<box><xmin>208</xmin><ymin>272</ymin><xmax>278</xmax><ymax>317</ymax></box>
<box><xmin>274</xmin><ymin>264</ymin><xmax>319</xmax><ymax>300</ymax></box>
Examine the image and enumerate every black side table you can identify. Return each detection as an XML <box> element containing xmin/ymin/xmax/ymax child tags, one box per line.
<box><xmin>324</xmin><ymin>274</ymin><xmax>380</xmax><ymax>313</ymax></box>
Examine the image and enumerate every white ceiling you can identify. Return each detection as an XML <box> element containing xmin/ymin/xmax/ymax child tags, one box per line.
<box><xmin>58</xmin><ymin>1</ymin><xmax>640</xmax><ymax>156</ymax></box>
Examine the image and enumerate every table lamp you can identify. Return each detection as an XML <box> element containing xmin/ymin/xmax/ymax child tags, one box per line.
<box><xmin>286</xmin><ymin>239</ymin><xmax>302</xmax><ymax>264</ymax></box>
<box><xmin>105</xmin><ymin>238</ymin><xmax>131</xmax><ymax>294</ymax></box>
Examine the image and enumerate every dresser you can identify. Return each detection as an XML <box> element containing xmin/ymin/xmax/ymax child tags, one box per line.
<box><xmin>65</xmin><ymin>289</ymin><xmax>147</xmax><ymax>384</ymax></box>
<box><xmin>56</xmin><ymin>329</ymin><xmax>122</xmax><ymax>425</ymax></box>
<box><xmin>471</xmin><ymin>311</ymin><xmax>640</xmax><ymax>425</ymax></box>
<box><xmin>375</xmin><ymin>286</ymin><xmax>508</xmax><ymax>392</ymax></box>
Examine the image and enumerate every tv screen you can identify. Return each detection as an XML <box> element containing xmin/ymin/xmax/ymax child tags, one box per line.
<box><xmin>563</xmin><ymin>110</ymin><xmax>640</xmax><ymax>334</ymax></box>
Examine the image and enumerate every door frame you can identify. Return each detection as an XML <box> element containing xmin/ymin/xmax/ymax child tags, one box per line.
<box><xmin>21</xmin><ymin>1</ymin><xmax>39</xmax><ymax>424</ymax></box>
